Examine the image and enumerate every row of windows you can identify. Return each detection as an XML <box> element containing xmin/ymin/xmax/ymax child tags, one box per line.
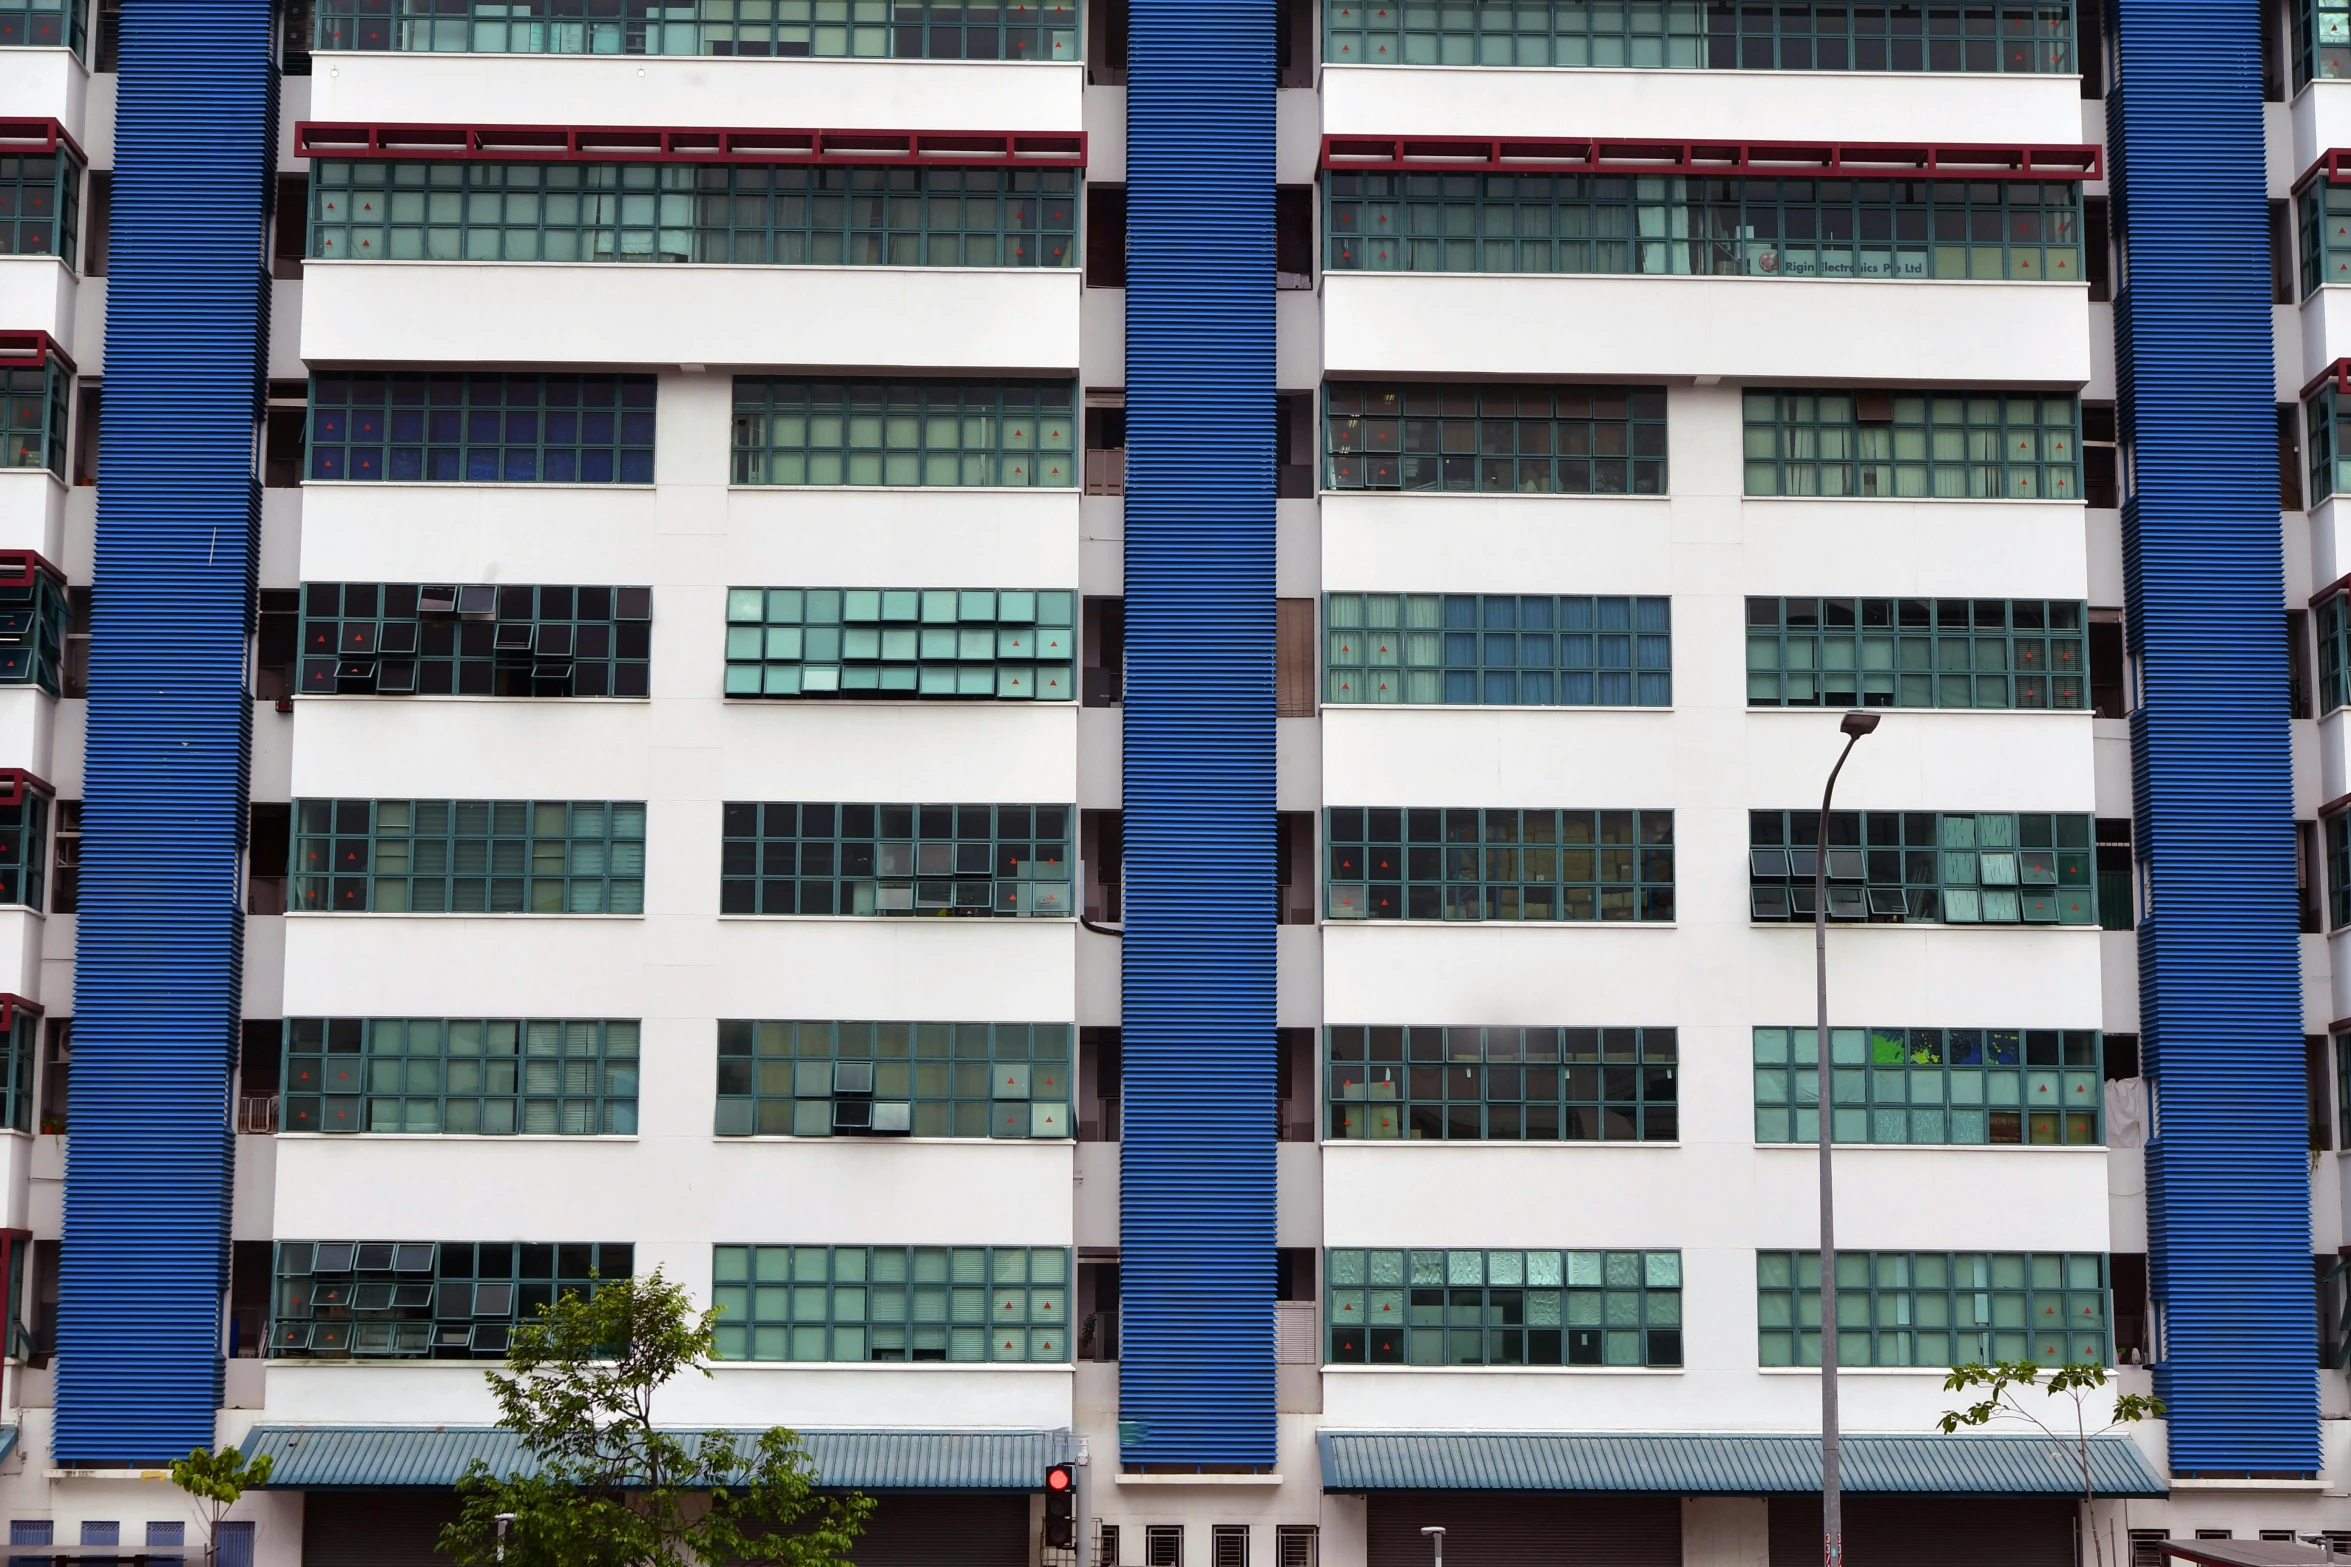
<box><xmin>281</xmin><ymin>584</ymin><xmax>2098</xmax><ymax>716</ymax></box>
<box><xmin>314</xmin><ymin>0</ymin><xmax>1078</xmax><ymax>59</ymax></box>
<box><xmin>1324</xmin><ymin>595</ymin><xmax>1672</xmax><ymax>707</ymax></box>
<box><xmin>720</xmin><ymin>801</ymin><xmax>1073</xmax><ymax>917</ymax></box>
<box><xmin>312</xmin><ymin>162</ymin><xmax>1076</xmax><ymax>268</ymax></box>
<box><xmin>1744</xmin><ymin>598</ymin><xmax>2089</xmax><ymax>710</ymax></box>
<box><xmin>0</xmin><ymin>0</ymin><xmax>83</xmax><ymax>53</ymax></box>
<box><xmin>0</xmin><ymin>362</ymin><xmax>66</xmax><ymax>479</ymax></box>
<box><xmin>1326</xmin><ymin>807</ymin><xmax>1678</xmax><ymax>923</ymax></box>
<box><xmin>309</xmin><ymin>0</ymin><xmax>2069</xmax><ymax>74</ymax></box>
<box><xmin>269</xmin><ymin>1243</ymin><xmax>2109</xmax><ymax>1369</ymax></box>
<box><xmin>1748</xmin><ymin>810</ymin><xmax>2098</xmax><ymax>925</ymax></box>
<box><xmin>1328</xmin><ymin>1</ymin><xmax>2073</xmax><ymax>72</ymax></box>
<box><xmin>268</xmin><ymin>1018</ymin><xmax>2115</xmax><ymax>1151</ymax></box>
<box><xmin>1329</xmin><ymin>1249</ymin><xmax>1684</xmax><ymax>1367</ymax></box>
<box><xmin>1325</xmin><ymin>383</ymin><xmax>1669</xmax><ymax>495</ymax></box>
<box><xmin>300</xmin><ymin>582</ymin><xmax>652</xmax><ymax>698</ymax></box>
<box><xmin>274</xmin><ymin>802</ymin><xmax>2116</xmax><ymax>929</ymax></box>
<box><xmin>1756</xmin><ymin>1251</ymin><xmax>2108</xmax><ymax>1368</ymax></box>
<box><xmin>270</xmin><ymin>1240</ymin><xmax>632</xmax><ymax>1359</ymax></box>
<box><xmin>724</xmin><ymin>588</ymin><xmax>1076</xmax><ymax>700</ymax></box>
<box><xmin>715</xmin><ymin>1019</ymin><xmax>1071</xmax><ymax>1138</ymax></box>
<box><xmin>1751</xmin><ymin>1027</ymin><xmax>2104</xmax><ymax>1147</ymax></box>
<box><xmin>711</xmin><ymin>1246</ymin><xmax>1070</xmax><ymax>1362</ymax></box>
<box><xmin>1327</xmin><ymin>175</ymin><xmax>2083</xmax><ymax>282</ymax></box>
<box><xmin>290</xmin><ymin>374</ymin><xmax>2106</xmax><ymax>501</ymax></box>
<box><xmin>1327</xmin><ymin>1026</ymin><xmax>1678</xmax><ymax>1142</ymax></box>
<box><xmin>0</xmin><ymin>154</ymin><xmax>78</xmax><ymax>265</ymax></box>
<box><xmin>307</xmin><ymin>372</ymin><xmax>657</xmax><ymax>485</ymax></box>
<box><xmin>291</xmin><ymin>799</ymin><xmax>646</xmax><ymax>914</ymax></box>
<box><xmin>281</xmin><ymin>1017</ymin><xmax>640</xmax><ymax>1136</ymax></box>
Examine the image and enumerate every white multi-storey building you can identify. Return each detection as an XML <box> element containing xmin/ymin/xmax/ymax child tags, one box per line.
<box><xmin>0</xmin><ymin>1</ymin><xmax>2337</xmax><ymax>1564</ymax></box>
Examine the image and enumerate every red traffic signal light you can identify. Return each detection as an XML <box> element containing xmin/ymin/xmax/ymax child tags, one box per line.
<box><xmin>1043</xmin><ymin>1463</ymin><xmax>1077</xmax><ymax>1547</ymax></box>
<box><xmin>1045</xmin><ymin>1463</ymin><xmax>1075</xmax><ymax>1494</ymax></box>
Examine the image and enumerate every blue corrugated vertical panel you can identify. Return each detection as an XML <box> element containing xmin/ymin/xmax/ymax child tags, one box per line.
<box><xmin>2111</xmin><ymin>0</ymin><xmax>2317</xmax><ymax>1474</ymax></box>
<box><xmin>56</xmin><ymin>0</ymin><xmax>270</xmax><ymax>1461</ymax></box>
<box><xmin>1118</xmin><ymin>0</ymin><xmax>1277</xmax><ymax>1466</ymax></box>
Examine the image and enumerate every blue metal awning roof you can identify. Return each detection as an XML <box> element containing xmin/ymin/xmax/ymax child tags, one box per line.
<box><xmin>1316</xmin><ymin>1431</ymin><xmax>2167</xmax><ymax>1498</ymax></box>
<box><xmin>241</xmin><ymin>1427</ymin><xmax>1077</xmax><ymax>1492</ymax></box>
<box><xmin>0</xmin><ymin>1426</ymin><xmax>18</xmax><ymax>1466</ymax></box>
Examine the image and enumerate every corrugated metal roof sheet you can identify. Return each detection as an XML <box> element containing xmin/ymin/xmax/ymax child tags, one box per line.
<box><xmin>0</xmin><ymin>1425</ymin><xmax>18</xmax><ymax>1465</ymax></box>
<box><xmin>1315</xmin><ymin>1432</ymin><xmax>2166</xmax><ymax>1498</ymax></box>
<box><xmin>242</xmin><ymin>1427</ymin><xmax>1077</xmax><ymax>1492</ymax></box>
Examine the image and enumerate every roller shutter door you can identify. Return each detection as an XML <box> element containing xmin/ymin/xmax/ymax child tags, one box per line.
<box><xmin>301</xmin><ymin>1492</ymin><xmax>465</xmax><ymax>1567</ymax></box>
<box><xmin>1766</xmin><ymin>1495</ymin><xmax>2074</xmax><ymax>1567</ymax></box>
<box><xmin>1366</xmin><ymin>1493</ymin><xmax>1681</xmax><ymax>1566</ymax></box>
<box><xmin>849</xmin><ymin>1493</ymin><xmax>1031</xmax><ymax>1567</ymax></box>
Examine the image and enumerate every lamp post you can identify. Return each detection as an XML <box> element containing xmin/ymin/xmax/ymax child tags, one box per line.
<box><xmin>1421</xmin><ymin>1525</ymin><xmax>1445</xmax><ymax>1567</ymax></box>
<box><xmin>493</xmin><ymin>1513</ymin><xmax>516</xmax><ymax>1564</ymax></box>
<box><xmin>1815</xmin><ymin>708</ymin><xmax>1878</xmax><ymax>1567</ymax></box>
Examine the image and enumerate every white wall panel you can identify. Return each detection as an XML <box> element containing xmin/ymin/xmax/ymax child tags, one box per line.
<box><xmin>1325</xmin><ymin>273</ymin><xmax>2092</xmax><ymax>385</ymax></box>
<box><xmin>0</xmin><ymin>52</ymin><xmax>85</xmax><ymax>151</ymax></box>
<box><xmin>2294</xmin><ymin>81</ymin><xmax>2351</xmax><ymax>179</ymax></box>
<box><xmin>0</xmin><ymin>259</ymin><xmax>77</xmax><ymax>352</ymax></box>
<box><xmin>2306</xmin><ymin>287</ymin><xmax>2351</xmax><ymax>386</ymax></box>
<box><xmin>308</xmin><ymin>54</ymin><xmax>1083</xmax><ymax>133</ymax></box>
<box><xmin>302</xmin><ymin>262</ymin><xmax>1081</xmax><ymax>372</ymax></box>
<box><xmin>0</xmin><ymin>471</ymin><xmax>65</xmax><ymax>562</ymax></box>
<box><xmin>1323</xmin><ymin>63</ymin><xmax>2089</xmax><ymax>145</ymax></box>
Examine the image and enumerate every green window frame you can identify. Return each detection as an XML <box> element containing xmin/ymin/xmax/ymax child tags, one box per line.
<box><xmin>1326</xmin><ymin>1</ymin><xmax>2070</xmax><ymax>71</ymax></box>
<box><xmin>300</xmin><ymin>582</ymin><xmax>652</xmax><ymax>698</ymax></box>
<box><xmin>1326</xmin><ymin>1249</ymin><xmax>1682</xmax><ymax>1367</ymax></box>
<box><xmin>2307</xmin><ymin>379</ymin><xmax>2351</xmax><ymax>503</ymax></box>
<box><xmin>0</xmin><ymin>359</ymin><xmax>67</xmax><ymax>479</ymax></box>
<box><xmin>1750</xmin><ymin>809</ymin><xmax>2096</xmax><ymax>925</ymax></box>
<box><xmin>720</xmin><ymin>801</ymin><xmax>1072</xmax><ymax>917</ymax></box>
<box><xmin>1326</xmin><ymin>1026</ymin><xmax>1676</xmax><ymax>1142</ymax></box>
<box><xmin>316</xmin><ymin>0</ymin><xmax>1077</xmax><ymax>60</ymax></box>
<box><xmin>1753</xmin><ymin>1027</ymin><xmax>2103</xmax><ymax>1147</ymax></box>
<box><xmin>292</xmin><ymin>799</ymin><xmax>647</xmax><ymax>914</ymax></box>
<box><xmin>2321</xmin><ymin>593</ymin><xmax>2350</xmax><ymax>714</ymax></box>
<box><xmin>2337</xmin><ymin>1032</ymin><xmax>2351</xmax><ymax>1150</ymax></box>
<box><xmin>282</xmin><ymin>1017</ymin><xmax>641</xmax><ymax>1137</ymax></box>
<box><xmin>1756</xmin><ymin>1251</ymin><xmax>2108</xmax><ymax>1369</ymax></box>
<box><xmin>0</xmin><ymin>778</ymin><xmax>46</xmax><ymax>912</ymax></box>
<box><xmin>1745</xmin><ymin>598</ymin><xmax>2088</xmax><ymax>710</ymax></box>
<box><xmin>269</xmin><ymin>1241</ymin><xmax>631</xmax><ymax>1360</ymax></box>
<box><xmin>1327</xmin><ymin>174</ymin><xmax>2082</xmax><ymax>282</ymax></box>
<box><xmin>312</xmin><ymin>161</ymin><xmax>1076</xmax><ymax>269</ymax></box>
<box><xmin>1742</xmin><ymin>391</ymin><xmax>2079</xmax><ymax>500</ymax></box>
<box><xmin>0</xmin><ymin>0</ymin><xmax>88</xmax><ymax>53</ymax></box>
<box><xmin>2304</xmin><ymin>0</ymin><xmax>2351</xmax><ymax>85</ymax></box>
<box><xmin>0</xmin><ymin>556</ymin><xmax>67</xmax><ymax>696</ymax></box>
<box><xmin>717</xmin><ymin>1020</ymin><xmax>1072</xmax><ymax>1139</ymax></box>
<box><xmin>2298</xmin><ymin>182</ymin><xmax>2350</xmax><ymax>297</ymax></box>
<box><xmin>0</xmin><ymin>149</ymin><xmax>79</xmax><ymax>265</ymax></box>
<box><xmin>711</xmin><ymin>1245</ymin><xmax>1071</xmax><ymax>1363</ymax></box>
<box><xmin>1325</xmin><ymin>807</ymin><xmax>1675</xmax><ymax>922</ymax></box>
<box><xmin>1325</xmin><ymin>594</ymin><xmax>1671</xmax><ymax>707</ymax></box>
<box><xmin>724</xmin><ymin>588</ymin><xmax>1075</xmax><ymax>700</ymax></box>
<box><xmin>732</xmin><ymin>378</ymin><xmax>1077</xmax><ymax>487</ymax></box>
<box><xmin>1324</xmin><ymin>383</ymin><xmax>1668</xmax><ymax>494</ymax></box>
<box><xmin>306</xmin><ymin>372</ymin><xmax>657</xmax><ymax>484</ymax></box>
<box><xmin>0</xmin><ymin>1005</ymin><xmax>32</xmax><ymax>1136</ymax></box>
<box><xmin>2330</xmin><ymin>813</ymin><xmax>2351</xmax><ymax>930</ymax></box>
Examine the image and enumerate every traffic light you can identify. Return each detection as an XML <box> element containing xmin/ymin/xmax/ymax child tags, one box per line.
<box><xmin>1043</xmin><ymin>1463</ymin><xmax>1076</xmax><ymax>1547</ymax></box>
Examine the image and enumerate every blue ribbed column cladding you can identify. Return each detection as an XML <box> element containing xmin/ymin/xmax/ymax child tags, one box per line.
<box><xmin>2111</xmin><ymin>0</ymin><xmax>2316</xmax><ymax>1475</ymax></box>
<box><xmin>1119</xmin><ymin>0</ymin><xmax>1278</xmax><ymax>1468</ymax></box>
<box><xmin>57</xmin><ymin>1</ymin><xmax>271</xmax><ymax>1461</ymax></box>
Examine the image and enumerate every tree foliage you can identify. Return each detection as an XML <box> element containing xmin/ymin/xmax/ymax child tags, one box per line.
<box><xmin>1939</xmin><ymin>1360</ymin><xmax>2163</xmax><ymax>1567</ymax></box>
<box><xmin>437</xmin><ymin>1268</ymin><xmax>872</xmax><ymax>1567</ymax></box>
<box><xmin>169</xmin><ymin>1445</ymin><xmax>274</xmax><ymax>1567</ymax></box>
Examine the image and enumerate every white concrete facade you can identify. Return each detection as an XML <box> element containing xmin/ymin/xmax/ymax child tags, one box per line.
<box><xmin>2</xmin><ymin>9</ymin><xmax>2348</xmax><ymax>1566</ymax></box>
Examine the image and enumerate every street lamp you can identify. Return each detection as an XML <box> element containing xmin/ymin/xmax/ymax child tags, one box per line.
<box><xmin>493</xmin><ymin>1513</ymin><xmax>517</xmax><ymax>1565</ymax></box>
<box><xmin>1421</xmin><ymin>1525</ymin><xmax>1445</xmax><ymax>1567</ymax></box>
<box><xmin>1814</xmin><ymin>707</ymin><xmax>1878</xmax><ymax>1567</ymax></box>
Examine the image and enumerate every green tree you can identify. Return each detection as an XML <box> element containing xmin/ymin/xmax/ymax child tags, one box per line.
<box><xmin>168</xmin><ymin>1444</ymin><xmax>274</xmax><ymax>1567</ymax></box>
<box><xmin>1939</xmin><ymin>1360</ymin><xmax>2164</xmax><ymax>1567</ymax></box>
<box><xmin>437</xmin><ymin>1268</ymin><xmax>872</xmax><ymax>1567</ymax></box>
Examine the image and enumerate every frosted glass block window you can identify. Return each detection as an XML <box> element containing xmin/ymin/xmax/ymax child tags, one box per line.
<box><xmin>1752</xmin><ymin>1026</ymin><xmax>2102</xmax><ymax>1147</ymax></box>
<box><xmin>721</xmin><ymin>801</ymin><xmax>1072</xmax><ymax>917</ymax></box>
<box><xmin>271</xmin><ymin>1241</ymin><xmax>630</xmax><ymax>1359</ymax></box>
<box><xmin>1326</xmin><ymin>1026</ymin><xmax>1676</xmax><ymax>1141</ymax></box>
<box><xmin>283</xmin><ymin>1017</ymin><xmax>640</xmax><ymax>1137</ymax></box>
<box><xmin>1756</xmin><ymin>1250</ymin><xmax>2108</xmax><ymax>1368</ymax></box>
<box><xmin>292</xmin><ymin>799</ymin><xmax>646</xmax><ymax>914</ymax></box>
<box><xmin>733</xmin><ymin>378</ymin><xmax>1077</xmax><ymax>486</ymax></box>
<box><xmin>1326</xmin><ymin>807</ymin><xmax>1674</xmax><ymax>922</ymax></box>
<box><xmin>1324</xmin><ymin>594</ymin><xmax>1671</xmax><ymax>706</ymax></box>
<box><xmin>1743</xmin><ymin>392</ymin><xmax>2079</xmax><ymax>500</ymax></box>
<box><xmin>1326</xmin><ymin>1249</ymin><xmax>1683</xmax><ymax>1366</ymax></box>
<box><xmin>716</xmin><ymin>1019</ymin><xmax>1071</xmax><ymax>1139</ymax></box>
<box><xmin>710</xmin><ymin>1245</ymin><xmax>1071</xmax><ymax>1362</ymax></box>
<box><xmin>1745</xmin><ymin>597</ymin><xmax>2087</xmax><ymax>709</ymax></box>
<box><xmin>724</xmin><ymin>588</ymin><xmax>1075</xmax><ymax>700</ymax></box>
<box><xmin>1749</xmin><ymin>809</ymin><xmax>2096</xmax><ymax>925</ymax></box>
